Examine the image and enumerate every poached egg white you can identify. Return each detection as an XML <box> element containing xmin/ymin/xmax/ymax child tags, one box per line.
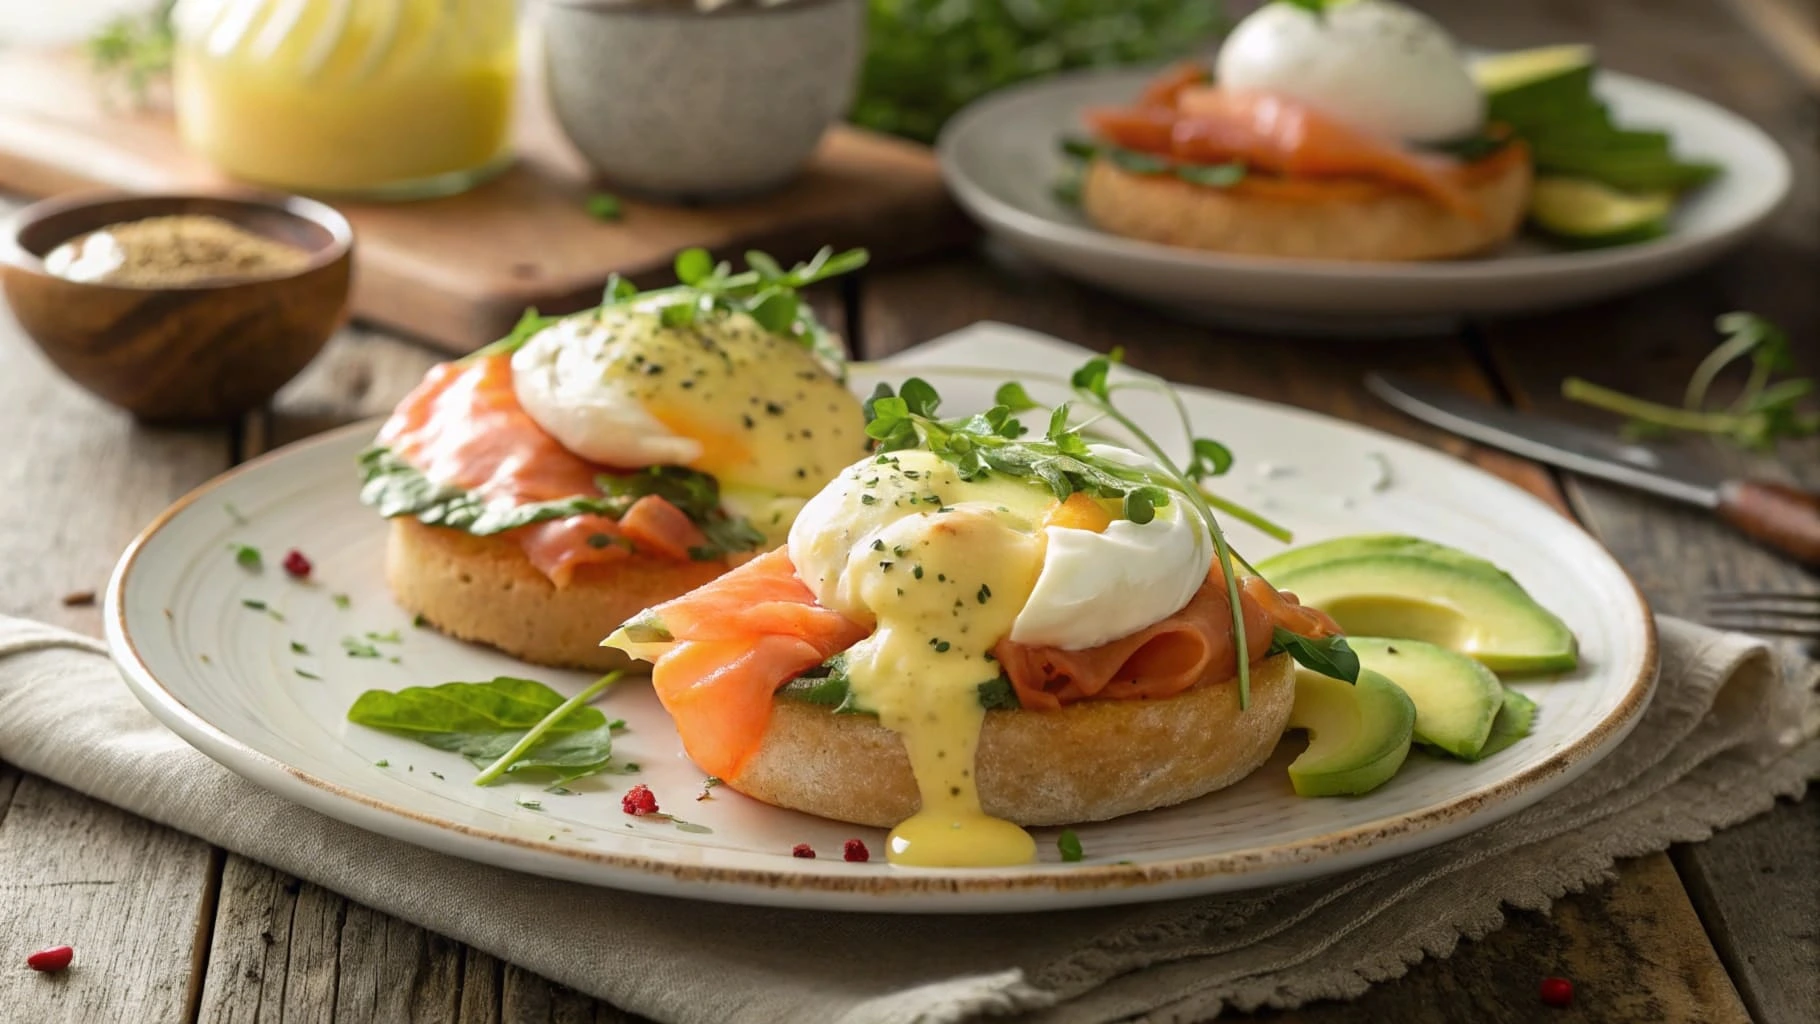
<box><xmin>1215</xmin><ymin>0</ymin><xmax>1483</xmax><ymax>144</ymax></box>
<box><xmin>509</xmin><ymin>304</ymin><xmax>867</xmax><ymax>522</ymax></box>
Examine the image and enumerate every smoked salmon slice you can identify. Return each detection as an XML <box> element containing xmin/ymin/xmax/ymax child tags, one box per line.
<box><xmin>375</xmin><ymin>354</ymin><xmax>705</xmax><ymax>585</ymax></box>
<box><xmin>619</xmin><ymin>549</ymin><xmax>1342</xmax><ymax>778</ymax></box>
<box><xmin>1083</xmin><ymin>66</ymin><xmax>1483</xmax><ymax>220</ymax></box>
<box><xmin>993</xmin><ymin>571</ymin><xmax>1341</xmax><ymax>710</ymax></box>
<box><xmin>616</xmin><ymin>549</ymin><xmax>869</xmax><ymax>780</ymax></box>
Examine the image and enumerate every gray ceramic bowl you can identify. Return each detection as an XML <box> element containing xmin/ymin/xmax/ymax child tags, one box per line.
<box><xmin>542</xmin><ymin>0</ymin><xmax>867</xmax><ymax>202</ymax></box>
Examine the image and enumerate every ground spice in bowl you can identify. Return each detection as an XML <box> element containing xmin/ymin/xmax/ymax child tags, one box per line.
<box><xmin>43</xmin><ymin>214</ymin><xmax>310</xmax><ymax>287</ymax></box>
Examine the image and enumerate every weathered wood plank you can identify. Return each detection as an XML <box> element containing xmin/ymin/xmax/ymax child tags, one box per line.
<box><xmin>0</xmin><ymin>252</ymin><xmax>231</xmax><ymax>1021</ymax></box>
<box><xmin>1276</xmin><ymin>853</ymin><xmax>1749</xmax><ymax>1024</ymax></box>
<box><xmin>501</xmin><ymin>963</ymin><xmax>643</xmax><ymax>1024</ymax></box>
<box><xmin>333</xmin><ymin>900</ymin><xmax>465</xmax><ymax>1023</ymax></box>
<box><xmin>858</xmin><ymin>250</ymin><xmax>1749</xmax><ymax>1022</ymax></box>
<box><xmin>1480</xmin><ymin>274</ymin><xmax>1820</xmax><ymax>1024</ymax></box>
<box><xmin>455</xmin><ymin>950</ymin><xmax>504</xmax><ymax>1024</ymax></box>
<box><xmin>0</xmin><ymin>314</ymin><xmax>233</xmax><ymax>632</ymax></box>
<box><xmin>0</xmin><ymin>779</ymin><xmax>216</xmax><ymax>1024</ymax></box>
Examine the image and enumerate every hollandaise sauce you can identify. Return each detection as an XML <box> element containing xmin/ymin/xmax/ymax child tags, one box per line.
<box><xmin>172</xmin><ymin>0</ymin><xmax>517</xmax><ymax>198</ymax></box>
<box><xmin>790</xmin><ymin>451</ymin><xmax>1066</xmax><ymax>867</ymax></box>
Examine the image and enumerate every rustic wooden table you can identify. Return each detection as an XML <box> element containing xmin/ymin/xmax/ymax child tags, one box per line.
<box><xmin>2</xmin><ymin>1</ymin><xmax>1816</xmax><ymax>1021</ymax></box>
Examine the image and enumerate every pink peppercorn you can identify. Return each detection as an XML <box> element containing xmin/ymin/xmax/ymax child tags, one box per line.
<box><xmin>1540</xmin><ymin>977</ymin><xmax>1574</xmax><ymax>1008</ymax></box>
<box><xmin>791</xmin><ymin>843</ymin><xmax>815</xmax><ymax>858</ymax></box>
<box><xmin>842</xmin><ymin>839</ymin><xmax>870</xmax><ymax>862</ymax></box>
<box><xmin>26</xmin><ymin>946</ymin><xmax>73</xmax><ymax>973</ymax></box>
<box><xmin>281</xmin><ymin>549</ymin><xmax>313</xmax><ymax>579</ymax></box>
<box><xmin>621</xmin><ymin>784</ymin><xmax>658</xmax><ymax>816</ymax></box>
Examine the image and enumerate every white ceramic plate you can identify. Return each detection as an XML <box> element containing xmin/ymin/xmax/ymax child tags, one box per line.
<box><xmin>105</xmin><ymin>324</ymin><xmax>1656</xmax><ymax>913</ymax></box>
<box><xmin>938</xmin><ymin>64</ymin><xmax>1792</xmax><ymax>335</ymax></box>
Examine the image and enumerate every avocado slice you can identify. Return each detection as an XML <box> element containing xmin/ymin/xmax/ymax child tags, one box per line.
<box><xmin>1287</xmin><ymin>668</ymin><xmax>1416</xmax><ymax>798</ymax></box>
<box><xmin>1528</xmin><ymin>176</ymin><xmax>1674</xmax><ymax>246</ymax></box>
<box><xmin>1258</xmin><ymin>534</ymin><xmax>1507</xmax><ymax>581</ymax></box>
<box><xmin>1472</xmin><ymin>44</ymin><xmax>1596</xmax><ymax>100</ymax></box>
<box><xmin>1475</xmin><ymin>686</ymin><xmax>1538</xmax><ymax>760</ymax></box>
<box><xmin>1262</xmin><ymin>548</ymin><xmax>1578</xmax><ymax>675</ymax></box>
<box><xmin>1349</xmin><ymin>638</ymin><xmax>1504</xmax><ymax>759</ymax></box>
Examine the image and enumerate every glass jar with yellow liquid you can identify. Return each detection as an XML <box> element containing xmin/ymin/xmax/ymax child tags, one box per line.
<box><xmin>171</xmin><ymin>0</ymin><xmax>518</xmax><ymax>199</ymax></box>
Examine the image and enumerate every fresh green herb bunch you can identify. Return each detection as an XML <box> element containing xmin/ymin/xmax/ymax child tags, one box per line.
<box><xmin>863</xmin><ymin>348</ymin><xmax>1274</xmax><ymax>703</ymax></box>
<box><xmin>853</xmin><ymin>0</ymin><xmax>1229</xmax><ymax>143</ymax></box>
<box><xmin>473</xmin><ymin>246</ymin><xmax>867</xmax><ymax>373</ymax></box>
<box><xmin>88</xmin><ymin>0</ymin><xmax>176</xmax><ymax>104</ymax></box>
<box><xmin>1563</xmin><ymin>313</ymin><xmax>1815</xmax><ymax>451</ymax></box>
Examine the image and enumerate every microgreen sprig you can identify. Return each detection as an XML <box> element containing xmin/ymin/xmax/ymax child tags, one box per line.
<box><xmin>467</xmin><ymin>246</ymin><xmax>868</xmax><ymax>371</ymax></box>
<box><xmin>864</xmin><ymin>349</ymin><xmax>1266</xmax><ymax>707</ymax></box>
<box><xmin>1563</xmin><ymin>313</ymin><xmax>1816</xmax><ymax>451</ymax></box>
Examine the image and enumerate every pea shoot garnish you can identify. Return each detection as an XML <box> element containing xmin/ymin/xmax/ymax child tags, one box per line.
<box><xmin>468</xmin><ymin>246</ymin><xmax>868</xmax><ymax>375</ymax></box>
<box><xmin>863</xmin><ymin>348</ymin><xmax>1295</xmax><ymax>708</ymax></box>
<box><xmin>1564</xmin><ymin>312</ymin><xmax>1816</xmax><ymax>451</ymax></box>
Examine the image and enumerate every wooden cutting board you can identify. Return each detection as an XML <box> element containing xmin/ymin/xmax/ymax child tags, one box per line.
<box><xmin>0</xmin><ymin>48</ymin><xmax>970</xmax><ymax>353</ymax></box>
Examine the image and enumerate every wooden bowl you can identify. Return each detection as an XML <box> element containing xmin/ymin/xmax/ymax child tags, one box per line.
<box><xmin>1</xmin><ymin>192</ymin><xmax>353</xmax><ymax>423</ymax></box>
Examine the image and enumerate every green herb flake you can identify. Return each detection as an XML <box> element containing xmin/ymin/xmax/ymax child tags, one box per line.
<box><xmin>229</xmin><ymin>544</ymin><xmax>262</xmax><ymax>570</ymax></box>
<box><xmin>296</xmin><ymin>668</ymin><xmax>321</xmax><ymax>681</ymax></box>
<box><xmin>366</xmin><ymin>630</ymin><xmax>403</xmax><ymax>645</ymax></box>
<box><xmin>1059</xmin><ymin>829</ymin><xmax>1084</xmax><ymax>862</ymax></box>
<box><xmin>977</xmin><ymin>584</ymin><xmax>992</xmax><ymax>604</ymax></box>
<box><xmin>516</xmin><ymin>797</ymin><xmax>544</xmax><ymax>811</ymax></box>
<box><xmin>332</xmin><ymin>593</ymin><xmax>352</xmax><ymax>610</ymax></box>
<box><xmin>375</xmin><ymin>759</ymin><xmax>389</xmax><ymax>768</ymax></box>
<box><xmin>223</xmin><ymin>502</ymin><xmax>248</xmax><ymax>525</ymax></box>
<box><xmin>342</xmin><ymin>637</ymin><xmax>382</xmax><ymax>659</ymax></box>
<box><xmin>584</xmin><ymin>192</ymin><xmax>623</xmax><ymax>221</ymax></box>
<box><xmin>241</xmin><ymin>598</ymin><xmax>267</xmax><ymax>611</ymax></box>
<box><xmin>290</xmin><ymin>641</ymin><xmax>310</xmax><ymax>655</ymax></box>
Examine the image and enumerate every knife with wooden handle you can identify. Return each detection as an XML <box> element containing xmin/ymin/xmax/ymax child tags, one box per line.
<box><xmin>1366</xmin><ymin>373</ymin><xmax>1820</xmax><ymax>567</ymax></box>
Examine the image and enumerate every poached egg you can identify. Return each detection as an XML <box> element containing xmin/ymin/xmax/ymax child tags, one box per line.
<box><xmin>786</xmin><ymin>448</ymin><xmax>1212</xmax><ymax>866</ymax></box>
<box><xmin>511</xmin><ymin>304</ymin><xmax>868</xmax><ymax>541</ymax></box>
<box><xmin>1215</xmin><ymin>0</ymin><xmax>1483</xmax><ymax>144</ymax></box>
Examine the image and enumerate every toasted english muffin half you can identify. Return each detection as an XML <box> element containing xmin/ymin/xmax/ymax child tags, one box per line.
<box><xmin>728</xmin><ymin>652</ymin><xmax>1296</xmax><ymax>828</ymax></box>
<box><xmin>1081</xmin><ymin>145</ymin><xmax>1532</xmax><ymax>262</ymax></box>
<box><xmin>384</xmin><ymin>518</ymin><xmax>733</xmax><ymax>672</ymax></box>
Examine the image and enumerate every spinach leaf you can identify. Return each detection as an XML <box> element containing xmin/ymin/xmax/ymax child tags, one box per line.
<box><xmin>596</xmin><ymin>466</ymin><xmax>767</xmax><ymax>559</ymax></box>
<box><xmin>1266</xmin><ymin>628</ymin><xmax>1361</xmax><ymax>683</ymax></box>
<box><xmin>347</xmin><ymin>676</ymin><xmax>621</xmax><ymax>784</ymax></box>
<box><xmin>357</xmin><ymin>447</ymin><xmax>616</xmax><ymax>536</ymax></box>
<box><xmin>358</xmin><ymin>449</ymin><xmax>766</xmax><ymax>559</ymax></box>
<box><xmin>348</xmin><ymin>677</ymin><xmax>607</xmax><ymax>735</ymax></box>
<box><xmin>777</xmin><ymin>655</ymin><xmax>1019</xmax><ymax>713</ymax></box>
<box><xmin>977</xmin><ymin>677</ymin><xmax>1020</xmax><ymax>710</ymax></box>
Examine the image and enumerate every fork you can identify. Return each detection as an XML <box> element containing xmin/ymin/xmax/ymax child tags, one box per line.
<box><xmin>1703</xmin><ymin>591</ymin><xmax>1820</xmax><ymax>640</ymax></box>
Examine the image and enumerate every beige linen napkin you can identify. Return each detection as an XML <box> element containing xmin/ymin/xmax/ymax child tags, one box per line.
<box><xmin>0</xmin><ymin>614</ymin><xmax>1815</xmax><ymax>1024</ymax></box>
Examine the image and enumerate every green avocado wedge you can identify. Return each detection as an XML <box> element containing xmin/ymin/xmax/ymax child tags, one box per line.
<box><xmin>1257</xmin><ymin>534</ymin><xmax>1509</xmax><ymax>581</ymax></box>
<box><xmin>1286</xmin><ymin>668</ymin><xmax>1416</xmax><ymax>798</ymax></box>
<box><xmin>1349</xmin><ymin>638</ymin><xmax>1505</xmax><ymax>760</ymax></box>
<box><xmin>1476</xmin><ymin>686</ymin><xmax>1539</xmax><ymax>761</ymax></box>
<box><xmin>1258</xmin><ymin>537</ymin><xmax>1578</xmax><ymax>675</ymax></box>
<box><xmin>1528</xmin><ymin>176</ymin><xmax>1674</xmax><ymax>247</ymax></box>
